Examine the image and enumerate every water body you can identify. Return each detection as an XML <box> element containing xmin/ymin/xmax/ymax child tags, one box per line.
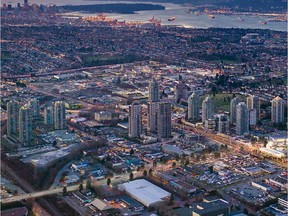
<box><xmin>3</xmin><ymin>0</ymin><xmax>286</xmax><ymax>31</ymax></box>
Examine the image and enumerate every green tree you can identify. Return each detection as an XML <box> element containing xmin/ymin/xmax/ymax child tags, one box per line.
<box><xmin>129</xmin><ymin>172</ymin><xmax>134</xmax><ymax>181</ymax></box>
<box><xmin>107</xmin><ymin>178</ymin><xmax>111</xmax><ymax>186</ymax></box>
<box><xmin>184</xmin><ymin>159</ymin><xmax>190</xmax><ymax>166</ymax></box>
<box><xmin>208</xmin><ymin>166</ymin><xmax>214</xmax><ymax>173</ymax></box>
<box><xmin>214</xmin><ymin>152</ymin><xmax>221</xmax><ymax>158</ymax></box>
<box><xmin>63</xmin><ymin>186</ymin><xmax>67</xmax><ymax>196</ymax></box>
<box><xmin>79</xmin><ymin>183</ymin><xmax>83</xmax><ymax>192</ymax></box>
<box><xmin>130</xmin><ymin>148</ymin><xmax>134</xmax><ymax>156</ymax></box>
<box><xmin>153</xmin><ymin>159</ymin><xmax>157</xmax><ymax>167</ymax></box>
<box><xmin>143</xmin><ymin>170</ymin><xmax>147</xmax><ymax>177</ymax></box>
<box><xmin>86</xmin><ymin>179</ymin><xmax>92</xmax><ymax>189</ymax></box>
<box><xmin>172</xmin><ymin>162</ymin><xmax>176</xmax><ymax>168</ymax></box>
<box><xmin>52</xmin><ymin>140</ymin><xmax>57</xmax><ymax>147</ymax></box>
<box><xmin>149</xmin><ymin>169</ymin><xmax>153</xmax><ymax>176</ymax></box>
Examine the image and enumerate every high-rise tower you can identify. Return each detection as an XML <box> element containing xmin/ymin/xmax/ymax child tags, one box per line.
<box><xmin>128</xmin><ymin>102</ymin><xmax>142</xmax><ymax>138</ymax></box>
<box><xmin>44</xmin><ymin>106</ymin><xmax>54</xmax><ymax>125</ymax></box>
<box><xmin>19</xmin><ymin>105</ymin><xmax>33</xmax><ymax>145</ymax></box>
<box><xmin>54</xmin><ymin>101</ymin><xmax>66</xmax><ymax>130</ymax></box>
<box><xmin>7</xmin><ymin>101</ymin><xmax>19</xmax><ymax>137</ymax></box>
<box><xmin>188</xmin><ymin>93</ymin><xmax>200</xmax><ymax>120</ymax></box>
<box><xmin>147</xmin><ymin>102</ymin><xmax>158</xmax><ymax>133</ymax></box>
<box><xmin>247</xmin><ymin>95</ymin><xmax>260</xmax><ymax>118</ymax></box>
<box><xmin>157</xmin><ymin>101</ymin><xmax>171</xmax><ymax>138</ymax></box>
<box><xmin>271</xmin><ymin>96</ymin><xmax>285</xmax><ymax>123</ymax></box>
<box><xmin>148</xmin><ymin>79</ymin><xmax>159</xmax><ymax>102</ymax></box>
<box><xmin>230</xmin><ymin>97</ymin><xmax>240</xmax><ymax>124</ymax></box>
<box><xmin>236</xmin><ymin>102</ymin><xmax>249</xmax><ymax>135</ymax></box>
<box><xmin>202</xmin><ymin>96</ymin><xmax>214</xmax><ymax>123</ymax></box>
<box><xmin>28</xmin><ymin>99</ymin><xmax>40</xmax><ymax>119</ymax></box>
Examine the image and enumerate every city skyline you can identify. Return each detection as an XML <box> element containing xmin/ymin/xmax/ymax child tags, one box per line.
<box><xmin>1</xmin><ymin>1</ymin><xmax>287</xmax><ymax>216</ymax></box>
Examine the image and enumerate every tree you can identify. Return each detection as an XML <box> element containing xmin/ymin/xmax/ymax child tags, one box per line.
<box><xmin>184</xmin><ymin>159</ymin><xmax>190</xmax><ymax>166</ymax></box>
<box><xmin>143</xmin><ymin>170</ymin><xmax>147</xmax><ymax>177</ymax></box>
<box><xmin>86</xmin><ymin>179</ymin><xmax>92</xmax><ymax>189</ymax></box>
<box><xmin>201</xmin><ymin>154</ymin><xmax>206</xmax><ymax>161</ymax></box>
<box><xmin>172</xmin><ymin>162</ymin><xmax>176</xmax><ymax>168</ymax></box>
<box><xmin>62</xmin><ymin>186</ymin><xmax>67</xmax><ymax>196</ymax></box>
<box><xmin>52</xmin><ymin>140</ymin><xmax>57</xmax><ymax>147</ymax></box>
<box><xmin>149</xmin><ymin>169</ymin><xmax>153</xmax><ymax>176</ymax></box>
<box><xmin>153</xmin><ymin>159</ymin><xmax>157</xmax><ymax>167</ymax></box>
<box><xmin>107</xmin><ymin>178</ymin><xmax>111</xmax><ymax>186</ymax></box>
<box><xmin>208</xmin><ymin>166</ymin><xmax>214</xmax><ymax>173</ymax></box>
<box><xmin>130</xmin><ymin>148</ymin><xmax>134</xmax><ymax>156</ymax></box>
<box><xmin>129</xmin><ymin>172</ymin><xmax>134</xmax><ymax>181</ymax></box>
<box><xmin>214</xmin><ymin>152</ymin><xmax>221</xmax><ymax>158</ymax></box>
<box><xmin>169</xmin><ymin>194</ymin><xmax>174</xmax><ymax>205</ymax></box>
<box><xmin>79</xmin><ymin>183</ymin><xmax>83</xmax><ymax>192</ymax></box>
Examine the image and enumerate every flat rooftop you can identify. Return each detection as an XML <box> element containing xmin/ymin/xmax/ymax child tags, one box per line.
<box><xmin>119</xmin><ymin>179</ymin><xmax>170</xmax><ymax>207</ymax></box>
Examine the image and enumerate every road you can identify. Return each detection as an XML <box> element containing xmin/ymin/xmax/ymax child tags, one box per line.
<box><xmin>2</xmin><ymin>65</ymin><xmax>113</xmax><ymax>79</ymax></box>
<box><xmin>1</xmin><ymin>170</ymin><xmax>140</xmax><ymax>204</ymax></box>
<box><xmin>1</xmin><ymin>162</ymin><xmax>63</xmax><ymax>216</ymax></box>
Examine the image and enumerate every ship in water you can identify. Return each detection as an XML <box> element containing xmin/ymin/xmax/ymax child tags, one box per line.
<box><xmin>168</xmin><ymin>16</ymin><xmax>176</xmax><ymax>21</ymax></box>
<box><xmin>208</xmin><ymin>14</ymin><xmax>215</xmax><ymax>19</ymax></box>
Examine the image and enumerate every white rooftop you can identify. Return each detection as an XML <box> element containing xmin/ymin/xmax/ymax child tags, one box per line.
<box><xmin>119</xmin><ymin>179</ymin><xmax>170</xmax><ymax>207</ymax></box>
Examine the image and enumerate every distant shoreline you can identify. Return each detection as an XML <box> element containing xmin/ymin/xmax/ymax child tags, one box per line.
<box><xmin>59</xmin><ymin>3</ymin><xmax>166</xmax><ymax>14</ymax></box>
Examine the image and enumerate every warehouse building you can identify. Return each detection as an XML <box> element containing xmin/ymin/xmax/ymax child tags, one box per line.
<box><xmin>118</xmin><ymin>179</ymin><xmax>171</xmax><ymax>207</ymax></box>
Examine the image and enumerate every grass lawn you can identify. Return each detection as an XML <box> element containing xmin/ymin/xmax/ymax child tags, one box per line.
<box><xmin>200</xmin><ymin>93</ymin><xmax>246</xmax><ymax>112</ymax></box>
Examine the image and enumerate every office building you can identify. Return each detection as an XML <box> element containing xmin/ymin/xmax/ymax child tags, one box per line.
<box><xmin>247</xmin><ymin>95</ymin><xmax>260</xmax><ymax>118</ymax></box>
<box><xmin>175</xmin><ymin>83</ymin><xmax>188</xmax><ymax>103</ymax></box>
<box><xmin>202</xmin><ymin>96</ymin><xmax>214</xmax><ymax>123</ymax></box>
<box><xmin>54</xmin><ymin>101</ymin><xmax>66</xmax><ymax>130</ymax></box>
<box><xmin>148</xmin><ymin>78</ymin><xmax>159</xmax><ymax>102</ymax></box>
<box><xmin>128</xmin><ymin>102</ymin><xmax>142</xmax><ymax>138</ymax></box>
<box><xmin>18</xmin><ymin>105</ymin><xmax>33</xmax><ymax>146</ymax></box>
<box><xmin>28</xmin><ymin>99</ymin><xmax>40</xmax><ymax>119</ymax></box>
<box><xmin>188</xmin><ymin>93</ymin><xmax>200</xmax><ymax>120</ymax></box>
<box><xmin>230</xmin><ymin>97</ymin><xmax>240</xmax><ymax>124</ymax></box>
<box><xmin>215</xmin><ymin>114</ymin><xmax>229</xmax><ymax>134</ymax></box>
<box><xmin>7</xmin><ymin>101</ymin><xmax>19</xmax><ymax>137</ymax></box>
<box><xmin>271</xmin><ymin>96</ymin><xmax>285</xmax><ymax>123</ymax></box>
<box><xmin>236</xmin><ymin>102</ymin><xmax>249</xmax><ymax>135</ymax></box>
<box><xmin>44</xmin><ymin>106</ymin><xmax>54</xmax><ymax>125</ymax></box>
<box><xmin>147</xmin><ymin>101</ymin><xmax>158</xmax><ymax>133</ymax></box>
<box><xmin>157</xmin><ymin>101</ymin><xmax>171</xmax><ymax>138</ymax></box>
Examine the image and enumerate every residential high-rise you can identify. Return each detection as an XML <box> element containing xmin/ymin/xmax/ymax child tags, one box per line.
<box><xmin>215</xmin><ymin>114</ymin><xmax>229</xmax><ymax>134</ymax></box>
<box><xmin>7</xmin><ymin>101</ymin><xmax>19</xmax><ymax>137</ymax></box>
<box><xmin>128</xmin><ymin>102</ymin><xmax>142</xmax><ymax>138</ymax></box>
<box><xmin>44</xmin><ymin>106</ymin><xmax>54</xmax><ymax>125</ymax></box>
<box><xmin>157</xmin><ymin>102</ymin><xmax>171</xmax><ymax>138</ymax></box>
<box><xmin>247</xmin><ymin>95</ymin><xmax>260</xmax><ymax>118</ymax></box>
<box><xmin>54</xmin><ymin>101</ymin><xmax>66</xmax><ymax>130</ymax></box>
<box><xmin>175</xmin><ymin>83</ymin><xmax>188</xmax><ymax>103</ymax></box>
<box><xmin>148</xmin><ymin>79</ymin><xmax>159</xmax><ymax>102</ymax></box>
<box><xmin>19</xmin><ymin>105</ymin><xmax>33</xmax><ymax>146</ymax></box>
<box><xmin>28</xmin><ymin>99</ymin><xmax>40</xmax><ymax>119</ymax></box>
<box><xmin>271</xmin><ymin>96</ymin><xmax>285</xmax><ymax>123</ymax></box>
<box><xmin>236</xmin><ymin>102</ymin><xmax>249</xmax><ymax>135</ymax></box>
<box><xmin>230</xmin><ymin>97</ymin><xmax>240</xmax><ymax>124</ymax></box>
<box><xmin>249</xmin><ymin>109</ymin><xmax>257</xmax><ymax>126</ymax></box>
<box><xmin>187</xmin><ymin>93</ymin><xmax>199</xmax><ymax>120</ymax></box>
<box><xmin>147</xmin><ymin>102</ymin><xmax>158</xmax><ymax>133</ymax></box>
<box><xmin>202</xmin><ymin>96</ymin><xmax>214</xmax><ymax>123</ymax></box>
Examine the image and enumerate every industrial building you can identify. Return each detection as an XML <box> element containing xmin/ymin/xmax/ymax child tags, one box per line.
<box><xmin>118</xmin><ymin>179</ymin><xmax>171</xmax><ymax>207</ymax></box>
